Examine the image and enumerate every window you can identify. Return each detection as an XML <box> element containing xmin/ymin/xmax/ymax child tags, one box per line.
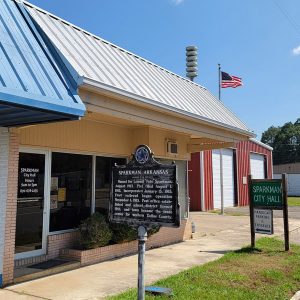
<box><xmin>95</xmin><ymin>156</ymin><xmax>126</xmax><ymax>215</ymax></box>
<box><xmin>50</xmin><ymin>153</ymin><xmax>92</xmax><ymax>232</ymax></box>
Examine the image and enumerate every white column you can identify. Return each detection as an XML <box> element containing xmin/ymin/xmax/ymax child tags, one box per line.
<box><xmin>0</xmin><ymin>127</ymin><xmax>9</xmax><ymax>287</ymax></box>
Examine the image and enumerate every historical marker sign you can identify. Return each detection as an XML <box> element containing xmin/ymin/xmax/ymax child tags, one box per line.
<box><xmin>251</xmin><ymin>180</ymin><xmax>283</xmax><ymax>209</ymax></box>
<box><xmin>110</xmin><ymin>145</ymin><xmax>180</xmax><ymax>300</ymax></box>
<box><xmin>254</xmin><ymin>209</ymin><xmax>273</xmax><ymax>235</ymax></box>
<box><xmin>109</xmin><ymin>145</ymin><xmax>180</xmax><ymax>228</ymax></box>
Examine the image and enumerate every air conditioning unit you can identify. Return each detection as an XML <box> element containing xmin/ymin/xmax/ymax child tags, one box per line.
<box><xmin>167</xmin><ymin>141</ymin><xmax>178</xmax><ymax>155</ymax></box>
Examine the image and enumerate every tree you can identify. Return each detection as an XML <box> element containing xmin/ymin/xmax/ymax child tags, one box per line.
<box><xmin>261</xmin><ymin>126</ymin><xmax>281</xmax><ymax>148</ymax></box>
<box><xmin>261</xmin><ymin>119</ymin><xmax>300</xmax><ymax>165</ymax></box>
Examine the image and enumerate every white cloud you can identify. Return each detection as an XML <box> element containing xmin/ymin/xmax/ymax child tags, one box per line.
<box><xmin>292</xmin><ymin>45</ymin><xmax>300</xmax><ymax>56</ymax></box>
<box><xmin>171</xmin><ymin>0</ymin><xmax>185</xmax><ymax>5</ymax></box>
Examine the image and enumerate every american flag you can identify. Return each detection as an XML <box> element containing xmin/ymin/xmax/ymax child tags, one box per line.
<box><xmin>221</xmin><ymin>71</ymin><xmax>243</xmax><ymax>88</ymax></box>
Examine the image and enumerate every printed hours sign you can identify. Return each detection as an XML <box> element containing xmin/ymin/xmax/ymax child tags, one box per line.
<box><xmin>109</xmin><ymin>145</ymin><xmax>180</xmax><ymax>228</ymax></box>
<box><xmin>19</xmin><ymin>167</ymin><xmax>40</xmax><ymax>197</ymax></box>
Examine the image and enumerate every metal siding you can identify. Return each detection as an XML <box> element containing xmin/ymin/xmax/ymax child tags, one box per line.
<box><xmin>204</xmin><ymin>150</ymin><xmax>214</xmax><ymax>210</ymax></box>
<box><xmin>212</xmin><ymin>150</ymin><xmax>221</xmax><ymax>209</ymax></box>
<box><xmin>188</xmin><ymin>153</ymin><xmax>201</xmax><ymax>211</ymax></box>
<box><xmin>189</xmin><ymin>140</ymin><xmax>273</xmax><ymax>211</ymax></box>
<box><xmin>221</xmin><ymin>149</ymin><xmax>235</xmax><ymax>207</ymax></box>
<box><xmin>24</xmin><ymin>2</ymin><xmax>252</xmax><ymax>134</ymax></box>
<box><xmin>0</xmin><ymin>0</ymin><xmax>85</xmax><ymax>125</ymax></box>
<box><xmin>236</xmin><ymin>140</ymin><xmax>272</xmax><ymax>206</ymax></box>
<box><xmin>274</xmin><ymin>174</ymin><xmax>300</xmax><ymax>196</ymax></box>
<box><xmin>211</xmin><ymin>149</ymin><xmax>234</xmax><ymax>209</ymax></box>
<box><xmin>250</xmin><ymin>153</ymin><xmax>265</xmax><ymax>179</ymax></box>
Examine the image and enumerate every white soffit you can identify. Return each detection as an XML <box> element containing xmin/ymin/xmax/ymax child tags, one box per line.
<box><xmin>24</xmin><ymin>1</ymin><xmax>254</xmax><ymax>136</ymax></box>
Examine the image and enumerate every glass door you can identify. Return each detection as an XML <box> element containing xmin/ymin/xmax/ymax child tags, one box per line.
<box><xmin>15</xmin><ymin>151</ymin><xmax>49</xmax><ymax>259</ymax></box>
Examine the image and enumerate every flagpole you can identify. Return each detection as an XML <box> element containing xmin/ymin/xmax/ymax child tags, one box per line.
<box><xmin>218</xmin><ymin>63</ymin><xmax>224</xmax><ymax>215</ymax></box>
<box><xmin>218</xmin><ymin>63</ymin><xmax>221</xmax><ymax>101</ymax></box>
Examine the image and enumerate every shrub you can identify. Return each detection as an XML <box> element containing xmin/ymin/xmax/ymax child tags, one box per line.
<box><xmin>110</xmin><ymin>223</ymin><xmax>161</xmax><ymax>244</ymax></box>
<box><xmin>79</xmin><ymin>213</ymin><xmax>113</xmax><ymax>249</ymax></box>
<box><xmin>148</xmin><ymin>225</ymin><xmax>161</xmax><ymax>236</ymax></box>
<box><xmin>110</xmin><ymin>223</ymin><xmax>137</xmax><ymax>244</ymax></box>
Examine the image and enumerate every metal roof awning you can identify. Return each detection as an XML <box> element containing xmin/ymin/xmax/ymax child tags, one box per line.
<box><xmin>23</xmin><ymin>0</ymin><xmax>253</xmax><ymax>137</ymax></box>
<box><xmin>0</xmin><ymin>0</ymin><xmax>86</xmax><ymax>127</ymax></box>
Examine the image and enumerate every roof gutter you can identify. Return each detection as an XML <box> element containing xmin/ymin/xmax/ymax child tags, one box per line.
<box><xmin>250</xmin><ymin>138</ymin><xmax>273</xmax><ymax>151</ymax></box>
<box><xmin>80</xmin><ymin>77</ymin><xmax>256</xmax><ymax>139</ymax></box>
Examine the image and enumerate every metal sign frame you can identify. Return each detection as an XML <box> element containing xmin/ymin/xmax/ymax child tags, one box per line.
<box><xmin>248</xmin><ymin>174</ymin><xmax>289</xmax><ymax>251</ymax></box>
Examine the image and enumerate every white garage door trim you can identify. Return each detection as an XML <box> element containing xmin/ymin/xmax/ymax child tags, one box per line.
<box><xmin>212</xmin><ymin>149</ymin><xmax>235</xmax><ymax>209</ymax></box>
<box><xmin>250</xmin><ymin>153</ymin><xmax>266</xmax><ymax>179</ymax></box>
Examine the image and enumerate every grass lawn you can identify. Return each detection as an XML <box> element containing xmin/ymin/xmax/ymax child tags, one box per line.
<box><xmin>288</xmin><ymin>197</ymin><xmax>300</xmax><ymax>206</ymax></box>
<box><xmin>108</xmin><ymin>238</ymin><xmax>300</xmax><ymax>300</ymax></box>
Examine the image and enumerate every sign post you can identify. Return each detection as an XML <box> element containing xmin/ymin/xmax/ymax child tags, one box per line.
<box><xmin>282</xmin><ymin>173</ymin><xmax>289</xmax><ymax>251</ymax></box>
<box><xmin>110</xmin><ymin>145</ymin><xmax>180</xmax><ymax>300</ymax></box>
<box><xmin>248</xmin><ymin>175</ymin><xmax>255</xmax><ymax>248</ymax></box>
<box><xmin>137</xmin><ymin>226</ymin><xmax>147</xmax><ymax>300</ymax></box>
<box><xmin>248</xmin><ymin>174</ymin><xmax>289</xmax><ymax>251</ymax></box>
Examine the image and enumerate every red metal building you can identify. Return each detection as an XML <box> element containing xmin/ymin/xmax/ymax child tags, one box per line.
<box><xmin>188</xmin><ymin>139</ymin><xmax>273</xmax><ymax>211</ymax></box>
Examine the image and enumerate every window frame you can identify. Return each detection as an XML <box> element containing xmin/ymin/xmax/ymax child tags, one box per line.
<box><xmin>45</xmin><ymin>148</ymin><xmax>129</xmax><ymax>236</ymax></box>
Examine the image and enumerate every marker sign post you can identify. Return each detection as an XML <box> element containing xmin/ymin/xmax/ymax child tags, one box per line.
<box><xmin>110</xmin><ymin>145</ymin><xmax>180</xmax><ymax>300</ymax></box>
<box><xmin>248</xmin><ymin>174</ymin><xmax>289</xmax><ymax>251</ymax></box>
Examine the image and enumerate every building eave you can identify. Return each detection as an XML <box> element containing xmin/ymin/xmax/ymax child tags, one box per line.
<box><xmin>81</xmin><ymin>77</ymin><xmax>256</xmax><ymax>139</ymax></box>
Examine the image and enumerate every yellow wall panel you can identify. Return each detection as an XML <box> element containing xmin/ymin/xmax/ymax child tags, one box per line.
<box><xmin>19</xmin><ymin>120</ymin><xmax>132</xmax><ymax>157</ymax></box>
<box><xmin>19</xmin><ymin>119</ymin><xmax>190</xmax><ymax>160</ymax></box>
<box><xmin>149</xmin><ymin>127</ymin><xmax>190</xmax><ymax>160</ymax></box>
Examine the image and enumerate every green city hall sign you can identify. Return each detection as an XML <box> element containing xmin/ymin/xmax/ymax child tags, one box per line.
<box><xmin>250</xmin><ymin>180</ymin><xmax>283</xmax><ymax>208</ymax></box>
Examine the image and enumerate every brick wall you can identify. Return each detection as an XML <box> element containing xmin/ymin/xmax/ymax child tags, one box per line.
<box><xmin>60</xmin><ymin>219</ymin><xmax>192</xmax><ymax>266</ymax></box>
<box><xmin>2</xmin><ymin>130</ymin><xmax>19</xmax><ymax>286</ymax></box>
<box><xmin>47</xmin><ymin>231</ymin><xmax>80</xmax><ymax>260</ymax></box>
<box><xmin>147</xmin><ymin>219</ymin><xmax>191</xmax><ymax>250</ymax></box>
<box><xmin>0</xmin><ymin>128</ymin><xmax>9</xmax><ymax>287</ymax></box>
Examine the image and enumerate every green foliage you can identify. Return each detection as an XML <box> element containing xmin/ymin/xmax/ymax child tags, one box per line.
<box><xmin>110</xmin><ymin>224</ymin><xmax>161</xmax><ymax>244</ymax></box>
<box><xmin>261</xmin><ymin>118</ymin><xmax>300</xmax><ymax>165</ymax></box>
<box><xmin>261</xmin><ymin>126</ymin><xmax>280</xmax><ymax>148</ymax></box>
<box><xmin>79</xmin><ymin>213</ymin><xmax>113</xmax><ymax>249</ymax></box>
<box><xmin>110</xmin><ymin>223</ymin><xmax>137</xmax><ymax>244</ymax></box>
<box><xmin>148</xmin><ymin>225</ymin><xmax>161</xmax><ymax>236</ymax></box>
<box><xmin>79</xmin><ymin>213</ymin><xmax>161</xmax><ymax>249</ymax></box>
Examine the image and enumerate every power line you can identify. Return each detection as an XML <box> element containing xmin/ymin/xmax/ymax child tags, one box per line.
<box><xmin>272</xmin><ymin>0</ymin><xmax>300</xmax><ymax>35</ymax></box>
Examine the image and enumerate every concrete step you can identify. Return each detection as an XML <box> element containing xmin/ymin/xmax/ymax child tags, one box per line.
<box><xmin>14</xmin><ymin>259</ymin><xmax>80</xmax><ymax>284</ymax></box>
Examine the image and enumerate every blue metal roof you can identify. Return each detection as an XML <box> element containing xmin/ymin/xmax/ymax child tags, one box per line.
<box><xmin>0</xmin><ymin>0</ymin><xmax>86</xmax><ymax>126</ymax></box>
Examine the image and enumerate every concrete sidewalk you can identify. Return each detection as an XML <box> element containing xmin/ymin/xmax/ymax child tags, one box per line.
<box><xmin>2</xmin><ymin>213</ymin><xmax>300</xmax><ymax>300</ymax></box>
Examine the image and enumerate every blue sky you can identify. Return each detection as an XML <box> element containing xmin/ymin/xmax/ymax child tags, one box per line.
<box><xmin>28</xmin><ymin>0</ymin><xmax>300</xmax><ymax>139</ymax></box>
